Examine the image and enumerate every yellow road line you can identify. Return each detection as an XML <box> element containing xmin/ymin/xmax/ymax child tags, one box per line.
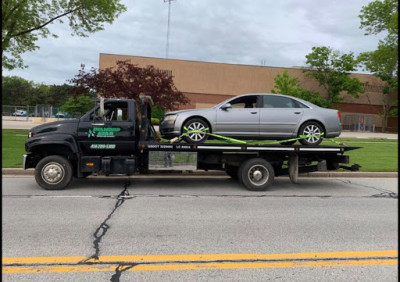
<box><xmin>3</xmin><ymin>259</ymin><xmax>398</xmax><ymax>274</ymax></box>
<box><xmin>3</xmin><ymin>250</ymin><xmax>397</xmax><ymax>265</ymax></box>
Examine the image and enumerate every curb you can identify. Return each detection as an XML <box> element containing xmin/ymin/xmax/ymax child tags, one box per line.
<box><xmin>2</xmin><ymin>168</ymin><xmax>397</xmax><ymax>178</ymax></box>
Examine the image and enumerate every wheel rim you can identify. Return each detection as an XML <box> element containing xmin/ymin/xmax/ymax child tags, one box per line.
<box><xmin>303</xmin><ymin>124</ymin><xmax>321</xmax><ymax>144</ymax></box>
<box><xmin>248</xmin><ymin>165</ymin><xmax>269</xmax><ymax>186</ymax></box>
<box><xmin>187</xmin><ymin>122</ymin><xmax>206</xmax><ymax>142</ymax></box>
<box><xmin>41</xmin><ymin>162</ymin><xmax>65</xmax><ymax>185</ymax></box>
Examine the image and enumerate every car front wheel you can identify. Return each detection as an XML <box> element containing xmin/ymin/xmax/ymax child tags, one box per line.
<box><xmin>298</xmin><ymin>122</ymin><xmax>324</xmax><ymax>146</ymax></box>
<box><xmin>183</xmin><ymin>118</ymin><xmax>209</xmax><ymax>143</ymax></box>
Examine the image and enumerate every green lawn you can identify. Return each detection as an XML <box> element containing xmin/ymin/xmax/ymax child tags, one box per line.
<box><xmin>2</xmin><ymin>129</ymin><xmax>398</xmax><ymax>171</ymax></box>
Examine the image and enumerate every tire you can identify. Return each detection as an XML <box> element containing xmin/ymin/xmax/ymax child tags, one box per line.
<box><xmin>298</xmin><ymin>121</ymin><xmax>324</xmax><ymax>146</ymax></box>
<box><xmin>183</xmin><ymin>118</ymin><xmax>209</xmax><ymax>143</ymax></box>
<box><xmin>225</xmin><ymin>166</ymin><xmax>239</xmax><ymax>180</ymax></box>
<box><xmin>238</xmin><ymin>158</ymin><xmax>275</xmax><ymax>191</ymax></box>
<box><xmin>35</xmin><ymin>155</ymin><xmax>73</xmax><ymax>190</ymax></box>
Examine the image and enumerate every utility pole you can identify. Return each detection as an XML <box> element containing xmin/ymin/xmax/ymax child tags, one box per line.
<box><xmin>164</xmin><ymin>0</ymin><xmax>176</xmax><ymax>58</ymax></box>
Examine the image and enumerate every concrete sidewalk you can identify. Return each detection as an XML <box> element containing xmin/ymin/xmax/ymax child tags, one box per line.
<box><xmin>2</xmin><ymin>119</ymin><xmax>398</xmax><ymax>139</ymax></box>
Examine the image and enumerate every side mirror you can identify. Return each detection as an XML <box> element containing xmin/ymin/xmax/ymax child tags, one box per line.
<box><xmin>221</xmin><ymin>103</ymin><xmax>232</xmax><ymax>111</ymax></box>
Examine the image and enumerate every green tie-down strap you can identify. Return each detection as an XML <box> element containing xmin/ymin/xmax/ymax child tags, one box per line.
<box><xmin>171</xmin><ymin>127</ymin><xmax>326</xmax><ymax>145</ymax></box>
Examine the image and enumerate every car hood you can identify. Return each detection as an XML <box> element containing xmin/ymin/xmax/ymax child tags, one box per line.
<box><xmin>165</xmin><ymin>108</ymin><xmax>213</xmax><ymax>116</ymax></box>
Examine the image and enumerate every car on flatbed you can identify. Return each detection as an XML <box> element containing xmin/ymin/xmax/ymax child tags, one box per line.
<box><xmin>160</xmin><ymin>93</ymin><xmax>342</xmax><ymax>145</ymax></box>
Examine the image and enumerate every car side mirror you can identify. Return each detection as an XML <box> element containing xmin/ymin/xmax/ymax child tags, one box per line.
<box><xmin>221</xmin><ymin>103</ymin><xmax>232</xmax><ymax>111</ymax></box>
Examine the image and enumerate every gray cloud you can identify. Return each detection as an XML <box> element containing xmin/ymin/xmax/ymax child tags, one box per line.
<box><xmin>3</xmin><ymin>0</ymin><xmax>383</xmax><ymax>84</ymax></box>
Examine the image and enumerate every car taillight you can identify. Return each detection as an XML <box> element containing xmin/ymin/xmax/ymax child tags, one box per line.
<box><xmin>28</xmin><ymin>132</ymin><xmax>34</xmax><ymax>138</ymax></box>
<box><xmin>337</xmin><ymin>112</ymin><xmax>341</xmax><ymax>119</ymax></box>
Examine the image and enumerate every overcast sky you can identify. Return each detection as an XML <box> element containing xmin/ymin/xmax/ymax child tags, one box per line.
<box><xmin>3</xmin><ymin>0</ymin><xmax>384</xmax><ymax>85</ymax></box>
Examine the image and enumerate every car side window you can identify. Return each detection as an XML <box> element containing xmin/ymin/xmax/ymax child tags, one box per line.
<box><xmin>263</xmin><ymin>96</ymin><xmax>300</xmax><ymax>108</ymax></box>
<box><xmin>229</xmin><ymin>96</ymin><xmax>259</xmax><ymax>109</ymax></box>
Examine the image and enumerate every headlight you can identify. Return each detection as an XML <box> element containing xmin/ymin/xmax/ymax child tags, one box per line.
<box><xmin>164</xmin><ymin>114</ymin><xmax>178</xmax><ymax>121</ymax></box>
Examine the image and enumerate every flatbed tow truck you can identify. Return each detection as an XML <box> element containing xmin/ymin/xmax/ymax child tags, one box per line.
<box><xmin>24</xmin><ymin>96</ymin><xmax>360</xmax><ymax>191</ymax></box>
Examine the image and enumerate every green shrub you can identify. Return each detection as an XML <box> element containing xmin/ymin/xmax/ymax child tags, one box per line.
<box><xmin>151</xmin><ymin>118</ymin><xmax>160</xmax><ymax>125</ymax></box>
<box><xmin>152</xmin><ymin>105</ymin><xmax>165</xmax><ymax>120</ymax></box>
<box><xmin>389</xmin><ymin>108</ymin><xmax>398</xmax><ymax>116</ymax></box>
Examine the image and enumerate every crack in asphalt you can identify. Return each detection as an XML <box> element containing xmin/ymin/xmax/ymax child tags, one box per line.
<box><xmin>110</xmin><ymin>263</ymin><xmax>138</xmax><ymax>282</ymax></box>
<box><xmin>4</xmin><ymin>256</ymin><xmax>398</xmax><ymax>268</ymax></box>
<box><xmin>77</xmin><ymin>181</ymin><xmax>132</xmax><ymax>282</ymax></box>
<box><xmin>335</xmin><ymin>179</ymin><xmax>398</xmax><ymax>199</ymax></box>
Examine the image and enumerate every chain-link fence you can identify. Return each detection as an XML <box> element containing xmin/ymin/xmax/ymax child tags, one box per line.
<box><xmin>2</xmin><ymin>105</ymin><xmax>64</xmax><ymax>121</ymax></box>
<box><xmin>342</xmin><ymin>114</ymin><xmax>376</xmax><ymax>132</ymax></box>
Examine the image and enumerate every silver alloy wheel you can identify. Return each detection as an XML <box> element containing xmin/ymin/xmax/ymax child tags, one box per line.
<box><xmin>187</xmin><ymin>122</ymin><xmax>206</xmax><ymax>142</ymax></box>
<box><xmin>302</xmin><ymin>124</ymin><xmax>321</xmax><ymax>144</ymax></box>
<box><xmin>248</xmin><ymin>164</ymin><xmax>269</xmax><ymax>186</ymax></box>
<box><xmin>41</xmin><ymin>162</ymin><xmax>65</xmax><ymax>185</ymax></box>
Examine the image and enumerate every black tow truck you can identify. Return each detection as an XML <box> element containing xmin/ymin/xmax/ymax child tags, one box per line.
<box><xmin>24</xmin><ymin>96</ymin><xmax>359</xmax><ymax>191</ymax></box>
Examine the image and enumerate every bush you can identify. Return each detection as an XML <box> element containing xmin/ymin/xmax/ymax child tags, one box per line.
<box><xmin>152</xmin><ymin>105</ymin><xmax>165</xmax><ymax>120</ymax></box>
<box><xmin>389</xmin><ymin>108</ymin><xmax>398</xmax><ymax>116</ymax></box>
<box><xmin>151</xmin><ymin>118</ymin><xmax>160</xmax><ymax>125</ymax></box>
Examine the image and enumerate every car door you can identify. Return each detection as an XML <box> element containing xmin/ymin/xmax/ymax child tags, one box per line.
<box><xmin>215</xmin><ymin>95</ymin><xmax>260</xmax><ymax>137</ymax></box>
<box><xmin>77</xmin><ymin>101</ymin><xmax>137</xmax><ymax>155</ymax></box>
<box><xmin>259</xmin><ymin>95</ymin><xmax>304</xmax><ymax>137</ymax></box>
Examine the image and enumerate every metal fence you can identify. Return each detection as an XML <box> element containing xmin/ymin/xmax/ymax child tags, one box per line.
<box><xmin>342</xmin><ymin>114</ymin><xmax>376</xmax><ymax>132</ymax></box>
<box><xmin>2</xmin><ymin>105</ymin><xmax>63</xmax><ymax>121</ymax></box>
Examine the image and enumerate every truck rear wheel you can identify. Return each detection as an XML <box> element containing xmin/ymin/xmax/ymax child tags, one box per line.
<box><xmin>35</xmin><ymin>155</ymin><xmax>73</xmax><ymax>190</ymax></box>
<box><xmin>239</xmin><ymin>158</ymin><xmax>274</xmax><ymax>191</ymax></box>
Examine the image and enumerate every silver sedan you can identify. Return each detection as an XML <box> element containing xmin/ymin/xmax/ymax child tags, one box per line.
<box><xmin>160</xmin><ymin>93</ymin><xmax>342</xmax><ymax>145</ymax></box>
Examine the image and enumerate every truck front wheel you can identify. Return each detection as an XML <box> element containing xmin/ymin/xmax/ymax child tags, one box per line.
<box><xmin>239</xmin><ymin>158</ymin><xmax>274</xmax><ymax>191</ymax></box>
<box><xmin>35</xmin><ymin>155</ymin><xmax>73</xmax><ymax>190</ymax></box>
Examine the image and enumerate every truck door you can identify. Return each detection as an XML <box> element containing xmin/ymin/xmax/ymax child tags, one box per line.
<box><xmin>77</xmin><ymin>100</ymin><xmax>137</xmax><ymax>155</ymax></box>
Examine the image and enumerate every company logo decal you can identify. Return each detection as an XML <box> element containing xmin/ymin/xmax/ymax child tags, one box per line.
<box><xmin>88</xmin><ymin>127</ymin><xmax>121</xmax><ymax>138</ymax></box>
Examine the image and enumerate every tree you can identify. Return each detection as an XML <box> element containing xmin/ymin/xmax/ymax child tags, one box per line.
<box><xmin>2</xmin><ymin>0</ymin><xmax>126</xmax><ymax>70</ymax></box>
<box><xmin>69</xmin><ymin>60</ymin><xmax>189</xmax><ymax>111</ymax></box>
<box><xmin>304</xmin><ymin>46</ymin><xmax>364</xmax><ymax>105</ymax></box>
<box><xmin>358</xmin><ymin>0</ymin><xmax>398</xmax><ymax>132</ymax></box>
<box><xmin>61</xmin><ymin>95</ymin><xmax>95</xmax><ymax>116</ymax></box>
<box><xmin>2</xmin><ymin>76</ymin><xmax>34</xmax><ymax>105</ymax></box>
<box><xmin>271</xmin><ymin>71</ymin><xmax>331</xmax><ymax>108</ymax></box>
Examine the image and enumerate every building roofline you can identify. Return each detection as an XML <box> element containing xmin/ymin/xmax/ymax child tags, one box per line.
<box><xmin>99</xmin><ymin>53</ymin><xmax>373</xmax><ymax>76</ymax></box>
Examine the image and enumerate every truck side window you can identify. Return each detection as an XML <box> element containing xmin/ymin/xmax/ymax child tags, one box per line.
<box><xmin>90</xmin><ymin>101</ymin><xmax>129</xmax><ymax>121</ymax></box>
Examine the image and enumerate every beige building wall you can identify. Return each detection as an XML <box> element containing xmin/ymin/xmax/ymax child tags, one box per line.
<box><xmin>99</xmin><ymin>53</ymin><xmax>397</xmax><ymax>132</ymax></box>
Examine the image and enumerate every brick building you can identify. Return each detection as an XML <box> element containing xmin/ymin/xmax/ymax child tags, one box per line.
<box><xmin>99</xmin><ymin>53</ymin><xmax>398</xmax><ymax>132</ymax></box>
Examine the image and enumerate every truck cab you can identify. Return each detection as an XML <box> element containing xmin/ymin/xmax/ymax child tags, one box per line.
<box><xmin>24</xmin><ymin>97</ymin><xmax>154</xmax><ymax>190</ymax></box>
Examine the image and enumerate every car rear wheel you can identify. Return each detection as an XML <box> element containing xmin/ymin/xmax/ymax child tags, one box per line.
<box><xmin>35</xmin><ymin>155</ymin><xmax>73</xmax><ymax>190</ymax></box>
<box><xmin>298</xmin><ymin>122</ymin><xmax>324</xmax><ymax>146</ymax></box>
<box><xmin>183</xmin><ymin>118</ymin><xmax>209</xmax><ymax>143</ymax></box>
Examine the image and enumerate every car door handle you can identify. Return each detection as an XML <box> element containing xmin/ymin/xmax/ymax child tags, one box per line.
<box><xmin>251</xmin><ymin>112</ymin><xmax>258</xmax><ymax>114</ymax></box>
<box><xmin>294</xmin><ymin>112</ymin><xmax>301</xmax><ymax>114</ymax></box>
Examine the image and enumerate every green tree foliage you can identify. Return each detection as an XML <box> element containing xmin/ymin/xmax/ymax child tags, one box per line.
<box><xmin>271</xmin><ymin>71</ymin><xmax>331</xmax><ymax>108</ymax></box>
<box><xmin>304</xmin><ymin>46</ymin><xmax>364</xmax><ymax>105</ymax></box>
<box><xmin>358</xmin><ymin>0</ymin><xmax>398</xmax><ymax>131</ymax></box>
<box><xmin>69</xmin><ymin>60</ymin><xmax>189</xmax><ymax>111</ymax></box>
<box><xmin>61</xmin><ymin>95</ymin><xmax>95</xmax><ymax>116</ymax></box>
<box><xmin>2</xmin><ymin>76</ymin><xmax>34</xmax><ymax>105</ymax></box>
<box><xmin>2</xmin><ymin>75</ymin><xmax>74</xmax><ymax>106</ymax></box>
<box><xmin>2</xmin><ymin>0</ymin><xmax>126</xmax><ymax>70</ymax></box>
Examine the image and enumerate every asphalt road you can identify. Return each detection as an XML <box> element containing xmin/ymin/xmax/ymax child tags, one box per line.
<box><xmin>2</xmin><ymin>175</ymin><xmax>398</xmax><ymax>281</ymax></box>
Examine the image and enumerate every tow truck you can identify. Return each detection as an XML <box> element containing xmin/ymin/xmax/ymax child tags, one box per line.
<box><xmin>24</xmin><ymin>96</ymin><xmax>359</xmax><ymax>191</ymax></box>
